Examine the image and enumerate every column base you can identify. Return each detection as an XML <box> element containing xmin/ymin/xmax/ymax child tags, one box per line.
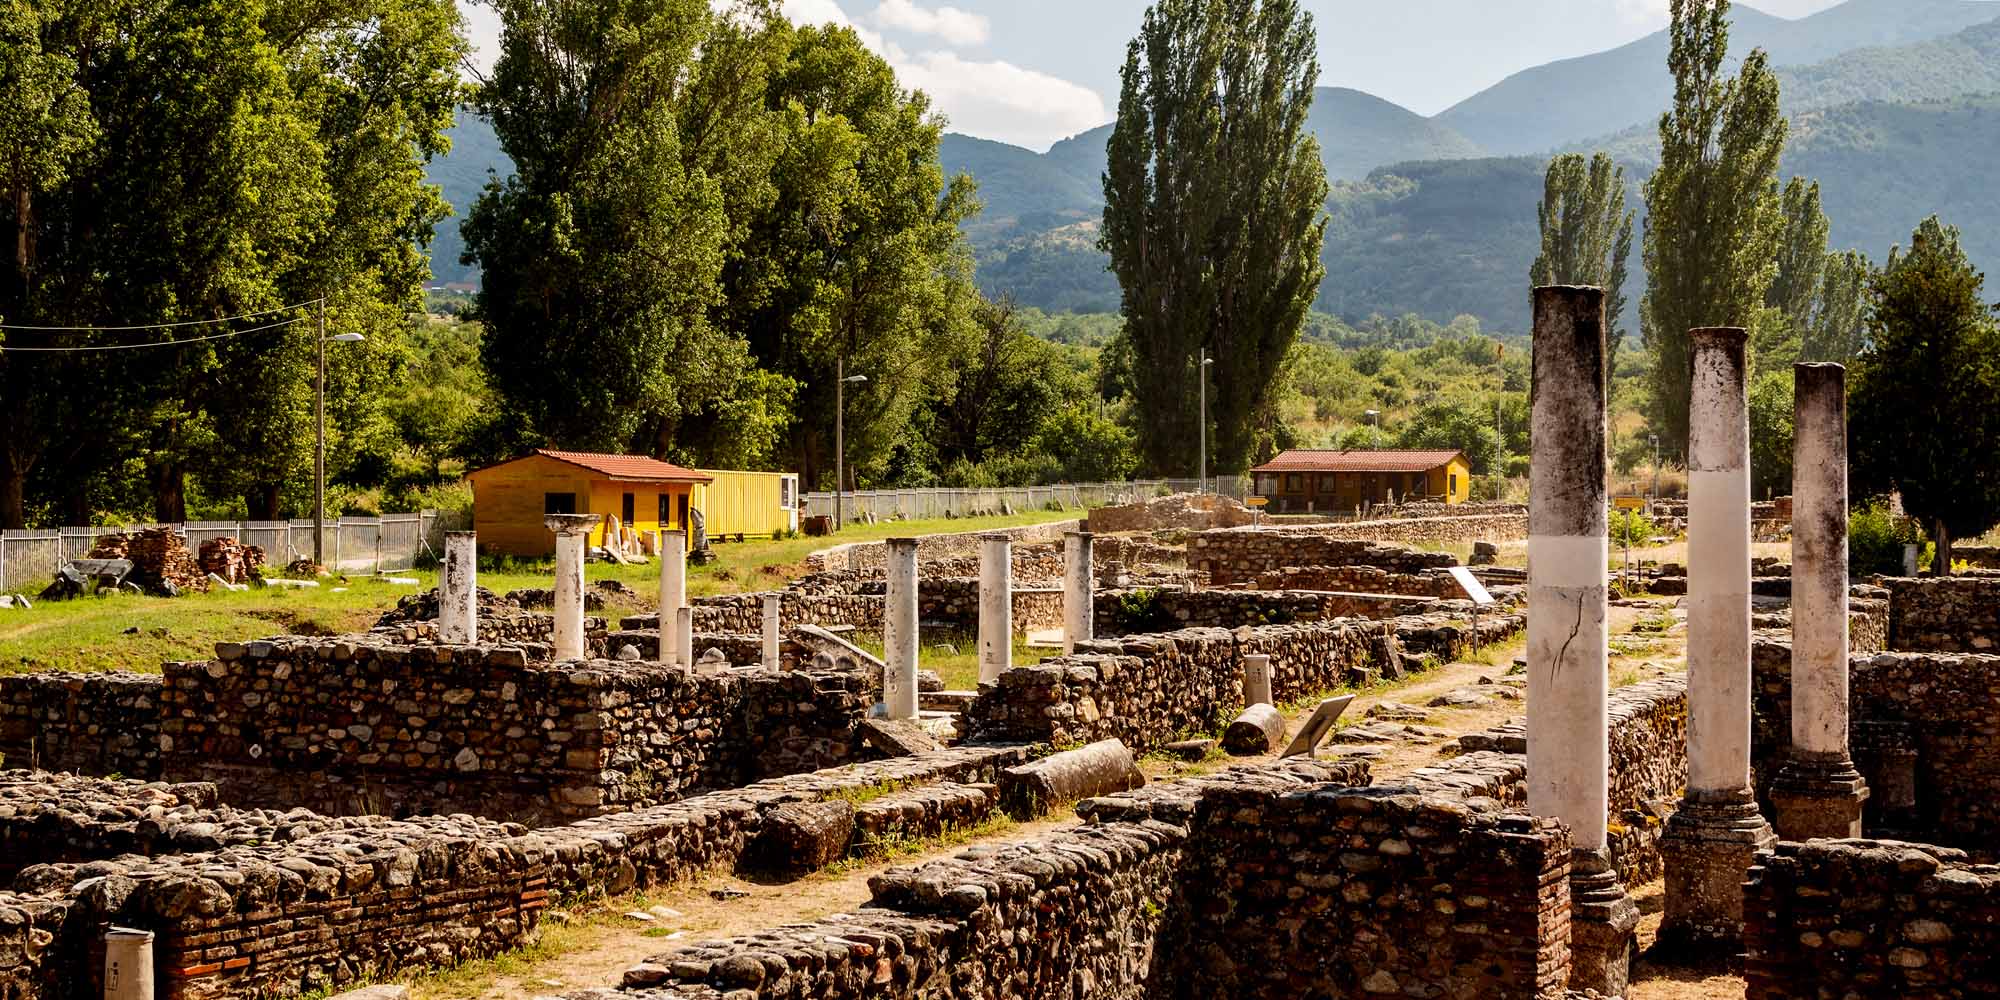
<box><xmin>1770</xmin><ymin>753</ymin><xmax>1869</xmax><ymax>840</ymax></box>
<box><xmin>1568</xmin><ymin>848</ymin><xmax>1639</xmax><ymax>997</ymax></box>
<box><xmin>1658</xmin><ymin>789</ymin><xmax>1775</xmax><ymax>952</ymax></box>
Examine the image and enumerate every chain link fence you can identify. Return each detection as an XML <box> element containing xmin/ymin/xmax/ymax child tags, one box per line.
<box><xmin>0</xmin><ymin>511</ymin><xmax>463</xmax><ymax>592</ymax></box>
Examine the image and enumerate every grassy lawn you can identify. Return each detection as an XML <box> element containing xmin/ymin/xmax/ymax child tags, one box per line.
<box><xmin>0</xmin><ymin>509</ymin><xmax>1080</xmax><ymax>675</ymax></box>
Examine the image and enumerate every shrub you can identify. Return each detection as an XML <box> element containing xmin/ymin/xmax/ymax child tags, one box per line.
<box><xmin>1849</xmin><ymin>498</ymin><xmax>1928</xmax><ymax>576</ymax></box>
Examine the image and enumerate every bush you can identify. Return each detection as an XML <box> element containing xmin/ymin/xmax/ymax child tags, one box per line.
<box><xmin>1849</xmin><ymin>498</ymin><xmax>1928</xmax><ymax>576</ymax></box>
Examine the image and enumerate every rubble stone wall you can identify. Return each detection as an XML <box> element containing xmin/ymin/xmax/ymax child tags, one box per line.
<box><xmin>1092</xmin><ymin>586</ymin><xmax>1450</xmax><ymax>635</ymax></box>
<box><xmin>1744</xmin><ymin>840</ymin><xmax>1999</xmax><ymax>1000</ymax></box>
<box><xmin>0</xmin><ymin>671</ymin><xmax>163</xmax><ymax>778</ymax></box>
<box><xmin>1883</xmin><ymin>576</ymin><xmax>2000</xmax><ymax>652</ymax></box>
<box><xmin>1190</xmin><ymin>530</ymin><xmax>1469</xmax><ymax>586</ymax></box>
<box><xmin>805</xmin><ymin>521</ymin><xmax>1077</xmax><ymax>574</ymax></box>
<box><xmin>158</xmin><ymin>638</ymin><xmax>871</xmax><ymax>823</ymax></box>
<box><xmin>1252</xmin><ymin>564</ymin><xmax>1462</xmax><ymax>597</ymax></box>
<box><xmin>639</xmin><ymin>579</ymin><xmax>1063</xmax><ymax>636</ymax></box>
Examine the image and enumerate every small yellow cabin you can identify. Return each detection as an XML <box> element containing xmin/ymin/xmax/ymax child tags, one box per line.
<box><xmin>1249</xmin><ymin>449</ymin><xmax>1472</xmax><ymax>514</ymax></box>
<box><xmin>693</xmin><ymin>469</ymin><xmax>800</xmax><ymax>539</ymax></box>
<box><xmin>468</xmin><ymin>450</ymin><xmax>712</xmax><ymax>557</ymax></box>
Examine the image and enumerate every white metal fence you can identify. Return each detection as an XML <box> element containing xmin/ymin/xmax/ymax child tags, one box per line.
<box><xmin>0</xmin><ymin>511</ymin><xmax>458</xmax><ymax>592</ymax></box>
<box><xmin>801</xmin><ymin>481</ymin><xmax>1181</xmax><ymax>523</ymax></box>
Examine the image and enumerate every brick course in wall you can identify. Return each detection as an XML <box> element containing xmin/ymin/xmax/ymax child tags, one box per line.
<box><xmin>1744</xmin><ymin>839</ymin><xmax>2000</xmax><ymax>1000</ymax></box>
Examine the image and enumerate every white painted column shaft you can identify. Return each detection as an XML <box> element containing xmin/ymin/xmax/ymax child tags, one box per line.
<box><xmin>440</xmin><ymin>531</ymin><xmax>478</xmax><ymax>645</ymax></box>
<box><xmin>1686</xmin><ymin>327</ymin><xmax>1753</xmax><ymax>795</ymax></box>
<box><xmin>883</xmin><ymin>537</ymin><xmax>920</xmax><ymax>719</ymax></box>
<box><xmin>763</xmin><ymin>593</ymin><xmax>783</xmax><ymax>669</ymax></box>
<box><xmin>675</xmin><ymin>607</ymin><xmax>695</xmax><ymax>669</ymax></box>
<box><xmin>546</xmin><ymin>515</ymin><xmax>592</xmax><ymax>661</ymax></box>
<box><xmin>1792</xmin><ymin>363</ymin><xmax>1850</xmax><ymax>756</ymax></box>
<box><xmin>1063</xmin><ymin>530</ymin><xmax>1094</xmax><ymax>654</ymax></box>
<box><xmin>1527</xmin><ymin>285</ymin><xmax>1611</xmax><ymax>853</ymax></box>
<box><xmin>658</xmin><ymin>530</ymin><xmax>687</xmax><ymax>667</ymax></box>
<box><xmin>978</xmin><ymin>533</ymin><xmax>1013</xmax><ymax>683</ymax></box>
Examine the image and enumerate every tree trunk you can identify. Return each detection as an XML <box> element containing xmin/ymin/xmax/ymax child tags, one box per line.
<box><xmin>0</xmin><ymin>467</ymin><xmax>23</xmax><ymax>530</ymax></box>
<box><xmin>245</xmin><ymin>484</ymin><xmax>280</xmax><ymax>521</ymax></box>
<box><xmin>150</xmin><ymin>461</ymin><xmax>187</xmax><ymax>524</ymax></box>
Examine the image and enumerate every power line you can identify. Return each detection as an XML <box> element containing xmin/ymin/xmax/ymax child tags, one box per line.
<box><xmin>0</xmin><ymin>298</ymin><xmax>320</xmax><ymax>332</ymax></box>
<box><xmin>0</xmin><ymin>316</ymin><xmax>309</xmax><ymax>352</ymax></box>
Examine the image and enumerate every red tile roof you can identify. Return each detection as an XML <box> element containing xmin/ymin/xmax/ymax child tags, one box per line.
<box><xmin>1250</xmin><ymin>449</ymin><xmax>1465</xmax><ymax>474</ymax></box>
<box><xmin>480</xmin><ymin>449</ymin><xmax>714</xmax><ymax>483</ymax></box>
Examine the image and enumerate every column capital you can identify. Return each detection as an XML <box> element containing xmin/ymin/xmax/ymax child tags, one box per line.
<box><xmin>544</xmin><ymin>513</ymin><xmax>597</xmax><ymax>536</ymax></box>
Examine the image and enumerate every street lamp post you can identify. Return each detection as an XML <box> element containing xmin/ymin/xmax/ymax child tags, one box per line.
<box><xmin>834</xmin><ymin>359</ymin><xmax>868</xmax><ymax>531</ymax></box>
<box><xmin>1198</xmin><ymin>349</ymin><xmax>1214</xmax><ymax>493</ymax></box>
<box><xmin>1364</xmin><ymin>409</ymin><xmax>1381</xmax><ymax>449</ymax></box>
<box><xmin>313</xmin><ymin>296</ymin><xmax>365</xmax><ymax>569</ymax></box>
<box><xmin>1650</xmin><ymin>433</ymin><xmax>1661</xmax><ymax>501</ymax></box>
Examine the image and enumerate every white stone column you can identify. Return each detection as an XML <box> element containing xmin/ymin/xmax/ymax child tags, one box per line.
<box><xmin>440</xmin><ymin>530</ymin><xmax>478</xmax><ymax>645</ymax></box>
<box><xmin>763</xmin><ymin>593</ymin><xmax>783</xmax><ymax>669</ymax></box>
<box><xmin>545</xmin><ymin>514</ymin><xmax>595</xmax><ymax>661</ymax></box>
<box><xmin>1243</xmin><ymin>653</ymin><xmax>1272</xmax><ymax>707</ymax></box>
<box><xmin>658</xmin><ymin>529</ymin><xmax>687</xmax><ymax>667</ymax></box>
<box><xmin>103</xmin><ymin>927</ymin><xmax>155</xmax><ymax>1000</ymax></box>
<box><xmin>1063</xmin><ymin>529</ymin><xmax>1094</xmax><ymax>654</ymax></box>
<box><xmin>1527</xmin><ymin>286</ymin><xmax>1636</xmax><ymax>996</ymax></box>
<box><xmin>979</xmin><ymin>533</ymin><xmax>1013</xmax><ymax>684</ymax></box>
<box><xmin>883</xmin><ymin>537</ymin><xmax>919</xmax><ymax>719</ymax></box>
<box><xmin>1773</xmin><ymin>362</ymin><xmax>1868</xmax><ymax>838</ymax></box>
<box><xmin>1662</xmin><ymin>326</ymin><xmax>1775</xmax><ymax>951</ymax></box>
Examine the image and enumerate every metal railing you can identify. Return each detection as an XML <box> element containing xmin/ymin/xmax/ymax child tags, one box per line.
<box><xmin>0</xmin><ymin>511</ymin><xmax>462</xmax><ymax>591</ymax></box>
<box><xmin>800</xmin><ymin>481</ymin><xmax>1182</xmax><ymax>523</ymax></box>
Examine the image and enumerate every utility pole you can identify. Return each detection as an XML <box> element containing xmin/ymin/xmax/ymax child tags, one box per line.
<box><xmin>1198</xmin><ymin>348</ymin><xmax>1214</xmax><ymax>493</ymax></box>
<box><xmin>835</xmin><ymin>358</ymin><xmax>867</xmax><ymax>530</ymax></box>
<box><xmin>314</xmin><ymin>297</ymin><xmax>326</xmax><ymax>568</ymax></box>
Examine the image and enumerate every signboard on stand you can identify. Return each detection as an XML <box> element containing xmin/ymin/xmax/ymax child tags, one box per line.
<box><xmin>1448</xmin><ymin>565</ymin><xmax>1495</xmax><ymax>652</ymax></box>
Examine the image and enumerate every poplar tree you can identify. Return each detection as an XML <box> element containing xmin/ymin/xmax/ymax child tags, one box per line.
<box><xmin>1530</xmin><ymin>152</ymin><xmax>1634</xmax><ymax>374</ymax></box>
<box><xmin>1640</xmin><ymin>0</ymin><xmax>1786</xmax><ymax>456</ymax></box>
<box><xmin>1101</xmin><ymin>0</ymin><xmax>1328</xmax><ymax>475</ymax></box>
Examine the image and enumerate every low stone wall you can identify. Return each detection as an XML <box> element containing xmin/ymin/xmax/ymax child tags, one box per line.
<box><xmin>805</xmin><ymin>520</ymin><xmax>1077</xmax><ymax>574</ymax></box>
<box><xmin>159</xmin><ymin>638</ymin><xmax>871</xmax><ymax>823</ymax></box>
<box><xmin>1744</xmin><ymin>840</ymin><xmax>1999</xmax><ymax>1000</ymax></box>
<box><xmin>1753</xmin><ymin>636</ymin><xmax>2000</xmax><ymax>844</ymax></box>
<box><xmin>1085</xmin><ymin>493</ymin><xmax>1256</xmax><ymax>534</ymax></box>
<box><xmin>1455</xmin><ymin>677</ymin><xmax>1689</xmax><ymax>886</ymax></box>
<box><xmin>964</xmin><ymin>612</ymin><xmax>1526</xmax><ymax>752</ymax></box>
<box><xmin>0</xmin><ymin>670</ymin><xmax>162</xmax><ymax>778</ymax></box>
<box><xmin>1092</xmin><ymin>585</ymin><xmax>1450</xmax><ymax>635</ymax></box>
<box><xmin>634</xmin><ymin>579</ymin><xmax>1062</xmax><ymax>637</ymax></box>
<box><xmin>1884</xmin><ymin>576</ymin><xmax>2000</xmax><ymax>652</ymax></box>
<box><xmin>0</xmin><ymin>744</ymin><xmax>1037</xmax><ymax>999</ymax></box>
<box><xmin>1953</xmin><ymin>544</ymin><xmax>2000</xmax><ymax>569</ymax></box>
<box><xmin>1190</xmin><ymin>529</ymin><xmax>1468</xmax><ymax>586</ymax></box>
<box><xmin>1253</xmin><ymin>563</ymin><xmax>1461</xmax><ymax>597</ymax></box>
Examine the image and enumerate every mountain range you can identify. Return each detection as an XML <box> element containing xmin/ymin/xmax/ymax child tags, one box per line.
<box><xmin>423</xmin><ymin>0</ymin><xmax>2000</xmax><ymax>331</ymax></box>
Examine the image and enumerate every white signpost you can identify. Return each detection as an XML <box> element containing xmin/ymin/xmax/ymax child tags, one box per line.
<box><xmin>1448</xmin><ymin>565</ymin><xmax>1496</xmax><ymax>652</ymax></box>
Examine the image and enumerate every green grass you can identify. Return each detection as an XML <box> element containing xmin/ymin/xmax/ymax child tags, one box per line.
<box><xmin>847</xmin><ymin>631</ymin><xmax>1050</xmax><ymax>691</ymax></box>
<box><xmin>0</xmin><ymin>509</ymin><xmax>1078</xmax><ymax>675</ymax></box>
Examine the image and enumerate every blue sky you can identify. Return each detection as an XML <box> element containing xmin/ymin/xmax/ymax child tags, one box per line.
<box><xmin>458</xmin><ymin>0</ymin><xmax>1847</xmax><ymax>150</ymax></box>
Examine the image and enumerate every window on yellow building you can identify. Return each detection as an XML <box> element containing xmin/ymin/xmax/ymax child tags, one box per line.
<box><xmin>659</xmin><ymin>493</ymin><xmax>673</xmax><ymax>526</ymax></box>
<box><xmin>1285</xmin><ymin>473</ymin><xmax>1304</xmax><ymax>493</ymax></box>
<box><xmin>1450</xmin><ymin>473</ymin><xmax>1459</xmax><ymax>496</ymax></box>
<box><xmin>622</xmin><ymin>492</ymin><xmax>635</xmax><ymax>523</ymax></box>
<box><xmin>544</xmin><ymin>492</ymin><xmax>576</xmax><ymax>515</ymax></box>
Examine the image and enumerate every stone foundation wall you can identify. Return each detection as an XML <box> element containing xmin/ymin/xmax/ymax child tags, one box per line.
<box><xmin>1884</xmin><ymin>576</ymin><xmax>2000</xmax><ymax>652</ymax></box>
<box><xmin>0</xmin><ymin>671</ymin><xmax>162</xmax><ymax>778</ymax></box>
<box><xmin>1191</xmin><ymin>531</ymin><xmax>1461</xmax><ymax>586</ymax></box>
<box><xmin>635</xmin><ymin>579</ymin><xmax>1063</xmax><ymax>637</ymax></box>
<box><xmin>1092</xmin><ymin>586</ymin><xmax>1450</xmax><ymax>635</ymax></box>
<box><xmin>158</xmin><ymin>638</ymin><xmax>871</xmax><ymax>823</ymax></box>
<box><xmin>805</xmin><ymin>521</ymin><xmax>1077</xmax><ymax>574</ymax></box>
<box><xmin>1253</xmin><ymin>564</ymin><xmax>1461</xmax><ymax>597</ymax></box>
<box><xmin>1744</xmin><ymin>840</ymin><xmax>1999</xmax><ymax>1000</ymax></box>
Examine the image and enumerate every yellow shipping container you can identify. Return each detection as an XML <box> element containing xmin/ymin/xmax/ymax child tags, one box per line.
<box><xmin>693</xmin><ymin>470</ymin><xmax>800</xmax><ymax>539</ymax></box>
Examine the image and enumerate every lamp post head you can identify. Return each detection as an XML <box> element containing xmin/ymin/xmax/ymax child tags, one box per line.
<box><xmin>842</xmin><ymin>374</ymin><xmax>868</xmax><ymax>384</ymax></box>
<box><xmin>1201</xmin><ymin>357</ymin><xmax>1214</xmax><ymax>366</ymax></box>
<box><xmin>326</xmin><ymin>333</ymin><xmax>366</xmax><ymax>343</ymax></box>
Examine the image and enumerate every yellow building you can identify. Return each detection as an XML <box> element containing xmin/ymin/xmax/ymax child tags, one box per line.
<box><xmin>1249</xmin><ymin>449</ymin><xmax>1471</xmax><ymax>513</ymax></box>
<box><xmin>468</xmin><ymin>450</ymin><xmax>712</xmax><ymax>557</ymax></box>
<box><xmin>693</xmin><ymin>469</ymin><xmax>800</xmax><ymax>539</ymax></box>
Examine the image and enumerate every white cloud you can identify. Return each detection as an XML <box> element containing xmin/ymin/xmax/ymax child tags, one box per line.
<box><xmin>893</xmin><ymin>51</ymin><xmax>1106</xmax><ymax>150</ymax></box>
<box><xmin>871</xmin><ymin>0</ymin><xmax>989</xmax><ymax>47</ymax></box>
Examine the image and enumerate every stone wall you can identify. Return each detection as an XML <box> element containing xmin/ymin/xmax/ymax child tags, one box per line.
<box><xmin>1744</xmin><ymin>840</ymin><xmax>1999</xmax><ymax>1000</ymax></box>
<box><xmin>1092</xmin><ymin>586</ymin><xmax>1452</xmax><ymax>635</ymax></box>
<box><xmin>1190</xmin><ymin>530</ymin><xmax>1465</xmax><ymax>586</ymax></box>
<box><xmin>629</xmin><ymin>579</ymin><xmax>1063</xmax><ymax>637</ymax></box>
<box><xmin>158</xmin><ymin>638</ymin><xmax>872</xmax><ymax>823</ymax></box>
<box><xmin>1253</xmin><ymin>564</ymin><xmax>1462</xmax><ymax>597</ymax></box>
<box><xmin>1455</xmin><ymin>677</ymin><xmax>1689</xmax><ymax>886</ymax></box>
<box><xmin>0</xmin><ymin>670</ymin><xmax>162</xmax><ymax>778</ymax></box>
<box><xmin>1951</xmin><ymin>544</ymin><xmax>2000</xmax><ymax>569</ymax></box>
<box><xmin>1084</xmin><ymin>492</ymin><xmax>1258</xmax><ymax>534</ymax></box>
<box><xmin>805</xmin><ymin>521</ymin><xmax>1077</xmax><ymax>574</ymax></box>
<box><xmin>964</xmin><ymin>612</ymin><xmax>1526</xmax><ymax>752</ymax></box>
<box><xmin>1884</xmin><ymin>576</ymin><xmax>2000</xmax><ymax>652</ymax></box>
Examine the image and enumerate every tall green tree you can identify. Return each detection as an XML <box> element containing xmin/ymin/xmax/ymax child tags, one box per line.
<box><xmin>1851</xmin><ymin>216</ymin><xmax>2000</xmax><ymax>572</ymax></box>
<box><xmin>1803</xmin><ymin>250</ymin><xmax>1871</xmax><ymax>363</ymax></box>
<box><xmin>1530</xmin><ymin>152</ymin><xmax>1634</xmax><ymax>373</ymax></box>
<box><xmin>715</xmin><ymin>21</ymin><xmax>978</xmax><ymax>490</ymax></box>
<box><xmin>1640</xmin><ymin>0</ymin><xmax>1786</xmax><ymax>456</ymax></box>
<box><xmin>1102</xmin><ymin>0</ymin><xmax>1328</xmax><ymax>475</ymax></box>
<box><xmin>466</xmin><ymin>0</ymin><xmax>755</xmax><ymax>453</ymax></box>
